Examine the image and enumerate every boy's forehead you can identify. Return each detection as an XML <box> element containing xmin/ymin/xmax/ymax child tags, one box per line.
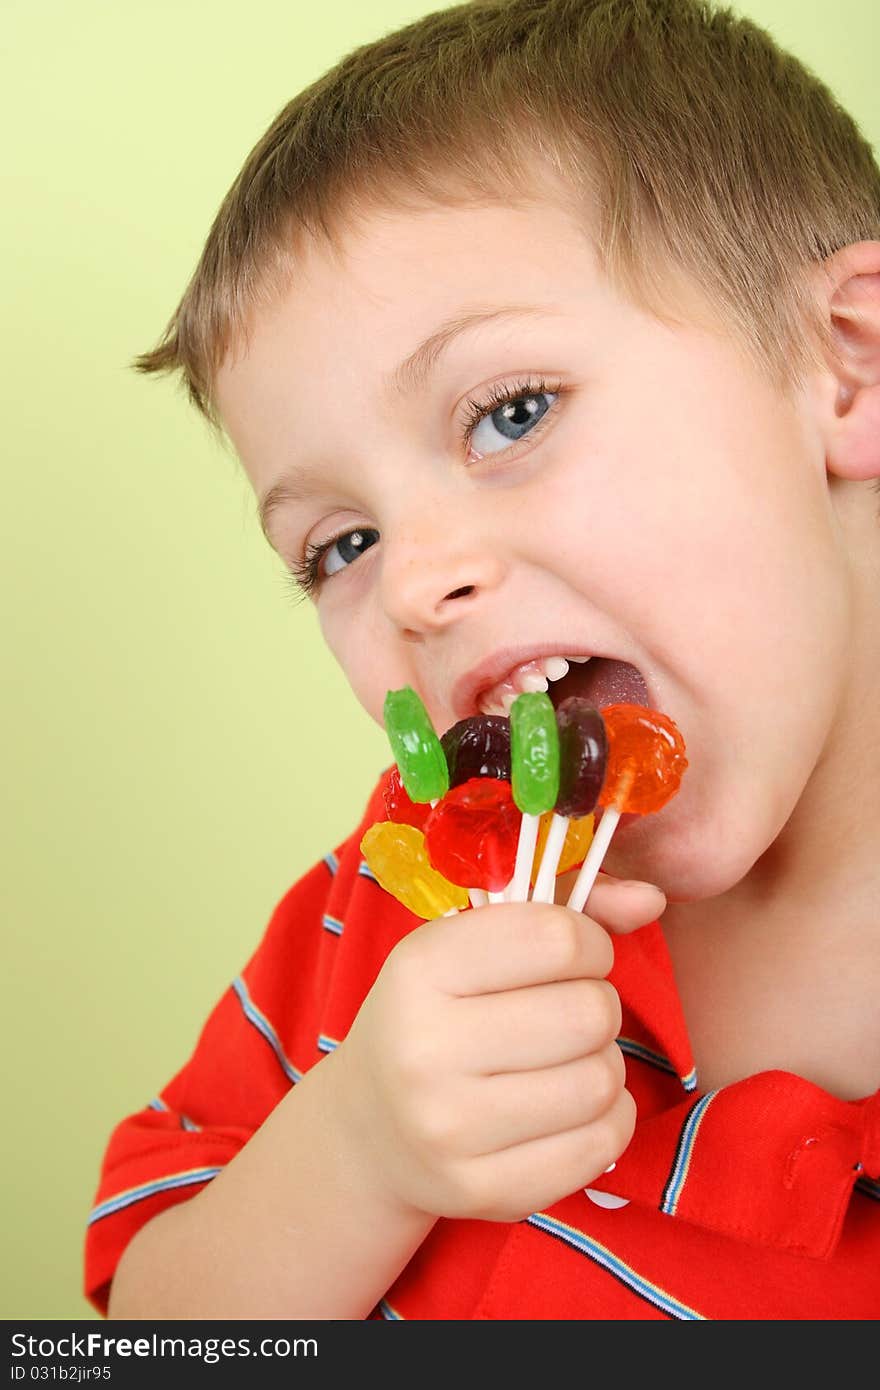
<box><xmin>214</xmin><ymin>193</ymin><xmax>725</xmax><ymax>468</ymax></box>
<box><xmin>217</xmin><ymin>199</ymin><xmax>595</xmax><ymax>389</ymax></box>
<box><xmin>270</xmin><ymin>196</ymin><xmax>603</xmax><ymax>317</ymax></box>
<box><xmin>226</xmin><ymin>193</ymin><xmax>718</xmax><ymax>379</ymax></box>
<box><xmin>231</xmin><ymin>211</ymin><xmax>539</xmax><ymax>400</ymax></box>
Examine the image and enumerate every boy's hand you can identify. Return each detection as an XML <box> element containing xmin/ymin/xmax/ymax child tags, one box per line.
<box><xmin>329</xmin><ymin>876</ymin><xmax>663</xmax><ymax>1224</ymax></box>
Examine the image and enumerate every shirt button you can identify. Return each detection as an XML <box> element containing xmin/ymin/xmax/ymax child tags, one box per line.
<box><xmin>584</xmin><ymin>1188</ymin><xmax>630</xmax><ymax>1209</ymax></box>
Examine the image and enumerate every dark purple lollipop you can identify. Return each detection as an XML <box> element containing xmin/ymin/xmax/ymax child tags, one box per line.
<box><xmin>441</xmin><ymin>715</ymin><xmax>511</xmax><ymax>787</ymax></box>
<box><xmin>554</xmin><ymin>698</ymin><xmax>608</xmax><ymax>817</ymax></box>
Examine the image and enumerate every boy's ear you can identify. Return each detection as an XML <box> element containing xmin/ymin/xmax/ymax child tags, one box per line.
<box><xmin>808</xmin><ymin>240</ymin><xmax>880</xmax><ymax>481</ymax></box>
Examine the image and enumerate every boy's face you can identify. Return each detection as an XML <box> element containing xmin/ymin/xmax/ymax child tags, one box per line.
<box><xmin>215</xmin><ymin>197</ymin><xmax>854</xmax><ymax>902</ymax></box>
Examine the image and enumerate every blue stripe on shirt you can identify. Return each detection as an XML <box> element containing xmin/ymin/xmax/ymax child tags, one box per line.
<box><xmin>616</xmin><ymin>1039</ymin><xmax>697</xmax><ymax>1093</ymax></box>
<box><xmin>661</xmin><ymin>1092</ymin><xmax>718</xmax><ymax>1216</ymax></box>
<box><xmin>88</xmin><ymin>1167</ymin><xmax>223</xmax><ymax>1224</ymax></box>
<box><xmin>527</xmin><ymin>1212</ymin><xmax>705</xmax><ymax>1319</ymax></box>
<box><xmin>232</xmin><ymin>976</ymin><xmax>302</xmax><ymax>1084</ymax></box>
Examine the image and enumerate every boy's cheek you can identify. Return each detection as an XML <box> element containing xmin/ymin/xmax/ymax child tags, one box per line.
<box><xmin>321</xmin><ymin>626</ymin><xmax>394</xmax><ymax>727</ymax></box>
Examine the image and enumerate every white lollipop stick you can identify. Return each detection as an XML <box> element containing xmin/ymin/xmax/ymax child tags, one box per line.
<box><xmin>437</xmin><ymin>891</ymin><xmax>486</xmax><ymax>917</ymax></box>
<box><xmin>567</xmin><ymin>762</ymin><xmax>636</xmax><ymax>912</ymax></box>
<box><xmin>566</xmin><ymin>805</ymin><xmax>621</xmax><ymax>912</ymax></box>
<box><xmin>530</xmin><ymin>812</ymin><xmax>569</xmax><ymax>903</ymax></box>
<box><xmin>508</xmin><ymin>811</ymin><xmax>540</xmax><ymax>902</ymax></box>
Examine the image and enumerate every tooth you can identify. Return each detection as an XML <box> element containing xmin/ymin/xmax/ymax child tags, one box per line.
<box><xmin>518</xmin><ymin>672</ymin><xmax>549</xmax><ymax>693</ymax></box>
<box><xmin>475</xmin><ymin>651</ymin><xmax>591</xmax><ymax>718</ymax></box>
<box><xmin>543</xmin><ymin>657</ymin><xmax>569</xmax><ymax>682</ymax></box>
<box><xmin>478</xmin><ymin>690</ymin><xmax>517</xmax><ymax>717</ymax></box>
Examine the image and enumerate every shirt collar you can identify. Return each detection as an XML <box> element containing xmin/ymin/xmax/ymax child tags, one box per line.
<box><xmin>596</xmin><ymin>922</ymin><xmax>880</xmax><ymax>1257</ymax></box>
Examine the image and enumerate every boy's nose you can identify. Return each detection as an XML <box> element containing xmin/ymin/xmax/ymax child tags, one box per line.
<box><xmin>380</xmin><ymin>524</ymin><xmax>506</xmax><ymax>636</ymax></box>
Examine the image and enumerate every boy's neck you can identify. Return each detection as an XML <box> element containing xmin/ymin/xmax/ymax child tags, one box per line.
<box><xmin>660</xmin><ymin>853</ymin><xmax>880</xmax><ymax>1100</ymax></box>
<box><xmin>663</xmin><ymin>484</ymin><xmax>880</xmax><ymax>1102</ymax></box>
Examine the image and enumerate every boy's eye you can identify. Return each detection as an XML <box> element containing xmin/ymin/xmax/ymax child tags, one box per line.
<box><xmin>287</xmin><ymin>526</ymin><xmax>380</xmax><ymax>603</ymax></box>
<box><xmin>321</xmin><ymin>527</ymin><xmax>380</xmax><ymax>577</ymax></box>
<box><xmin>461</xmin><ymin>379</ymin><xmax>559</xmax><ymax>457</ymax></box>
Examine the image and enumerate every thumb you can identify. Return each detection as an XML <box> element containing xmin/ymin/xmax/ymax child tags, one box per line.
<box><xmin>564</xmin><ymin>870</ymin><xmax>666</xmax><ymax>935</ymax></box>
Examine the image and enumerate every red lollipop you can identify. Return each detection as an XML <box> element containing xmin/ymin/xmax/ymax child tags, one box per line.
<box><xmin>383</xmin><ymin>765</ymin><xmax>431</xmax><ymax>831</ymax></box>
<box><xmin>424</xmin><ymin>777</ymin><xmax>521</xmax><ymax>892</ymax></box>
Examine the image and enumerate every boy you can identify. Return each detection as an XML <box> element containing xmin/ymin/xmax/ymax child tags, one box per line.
<box><xmin>86</xmin><ymin>0</ymin><xmax>880</xmax><ymax>1318</ymax></box>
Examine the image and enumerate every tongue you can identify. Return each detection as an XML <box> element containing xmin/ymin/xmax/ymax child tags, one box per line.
<box><xmin>549</xmin><ymin>658</ymin><xmax>649</xmax><ymax>712</ymax></box>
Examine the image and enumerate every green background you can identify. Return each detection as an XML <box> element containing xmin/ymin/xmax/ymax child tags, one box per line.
<box><xmin>3</xmin><ymin>0</ymin><xmax>877</xmax><ymax>1318</ymax></box>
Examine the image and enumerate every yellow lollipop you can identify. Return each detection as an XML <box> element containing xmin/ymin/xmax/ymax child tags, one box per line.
<box><xmin>361</xmin><ymin>822</ymin><xmax>469</xmax><ymax>918</ymax></box>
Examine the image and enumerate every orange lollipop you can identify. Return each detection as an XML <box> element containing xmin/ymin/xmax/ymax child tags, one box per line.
<box><xmin>567</xmin><ymin>703</ymin><xmax>687</xmax><ymax>912</ymax></box>
<box><xmin>598</xmin><ymin>704</ymin><xmax>688</xmax><ymax>814</ymax></box>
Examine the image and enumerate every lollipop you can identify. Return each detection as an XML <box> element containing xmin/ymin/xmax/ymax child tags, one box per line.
<box><xmin>531</xmin><ymin>698</ymin><xmax>606</xmax><ymax>902</ymax></box>
<box><xmin>435</xmin><ymin>714</ymin><xmax>511</xmax><ymax>905</ymax></box>
<box><xmin>361</xmin><ymin>822</ymin><xmax>469</xmax><ymax>917</ymax></box>
<box><xmin>507</xmin><ymin>691</ymin><xmax>560</xmax><ymax>901</ymax></box>
<box><xmin>382</xmin><ymin>687</ymin><xmax>492</xmax><ymax>909</ymax></box>
<box><xmin>423</xmin><ymin>777</ymin><xmax>520</xmax><ymax>892</ymax></box>
<box><xmin>383</xmin><ymin>765</ymin><xmax>431</xmax><ymax>831</ymax></box>
<box><xmin>566</xmin><ymin>703</ymin><xmax>688</xmax><ymax>912</ymax></box>
<box><xmin>384</xmin><ymin>686</ymin><xmax>449</xmax><ymax>803</ymax></box>
<box><xmin>441</xmin><ymin>714</ymin><xmax>511</xmax><ymax>786</ymax></box>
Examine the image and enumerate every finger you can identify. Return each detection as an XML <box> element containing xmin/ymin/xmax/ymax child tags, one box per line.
<box><xmin>468</xmin><ymin>1043</ymin><xmax>626</xmax><ymax>1152</ymax></box>
<box><xmin>463</xmin><ymin>1088</ymin><xmax>637</xmax><ymax>1221</ymax></box>
<box><xmin>413</xmin><ymin>902</ymin><xmax>614</xmax><ymax>996</ymax></box>
<box><xmin>451</xmin><ymin>978</ymin><xmax>621</xmax><ymax>1075</ymax></box>
<box><xmin>577</xmin><ymin>873</ymin><xmax>666</xmax><ymax>934</ymax></box>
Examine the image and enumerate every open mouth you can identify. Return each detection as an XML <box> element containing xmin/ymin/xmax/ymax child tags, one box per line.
<box><xmin>476</xmin><ymin>656</ymin><xmax>651</xmax><ymax>718</ymax></box>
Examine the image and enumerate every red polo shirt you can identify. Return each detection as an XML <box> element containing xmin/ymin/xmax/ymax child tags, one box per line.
<box><xmin>84</xmin><ymin>770</ymin><xmax>880</xmax><ymax>1319</ymax></box>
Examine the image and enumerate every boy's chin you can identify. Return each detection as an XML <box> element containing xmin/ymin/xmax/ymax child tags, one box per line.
<box><xmin>596</xmin><ymin>807</ymin><xmax>747</xmax><ymax>904</ymax></box>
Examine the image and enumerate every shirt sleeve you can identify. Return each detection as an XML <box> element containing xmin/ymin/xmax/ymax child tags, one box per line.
<box><xmin>84</xmin><ymin>774</ymin><xmax>391</xmax><ymax>1316</ymax></box>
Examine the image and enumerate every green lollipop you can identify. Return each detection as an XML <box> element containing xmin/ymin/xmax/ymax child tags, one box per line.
<box><xmin>510</xmin><ymin>691</ymin><xmax>560</xmax><ymax>815</ymax></box>
<box><xmin>383</xmin><ymin>686</ymin><xmax>449</xmax><ymax>803</ymax></box>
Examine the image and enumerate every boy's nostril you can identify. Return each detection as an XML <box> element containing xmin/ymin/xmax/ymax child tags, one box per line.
<box><xmin>444</xmin><ymin>585</ymin><xmax>475</xmax><ymax>601</ymax></box>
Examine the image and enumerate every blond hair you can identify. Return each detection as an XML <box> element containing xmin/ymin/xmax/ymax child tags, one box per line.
<box><xmin>133</xmin><ymin>0</ymin><xmax>880</xmax><ymax>434</ymax></box>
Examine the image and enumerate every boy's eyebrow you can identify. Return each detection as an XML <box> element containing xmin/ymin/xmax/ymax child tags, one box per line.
<box><xmin>258</xmin><ymin>464</ymin><xmax>330</xmax><ymax>543</ymax></box>
<box><xmin>258</xmin><ymin>304</ymin><xmax>551</xmax><ymax>539</ymax></box>
<box><xmin>383</xmin><ymin>304</ymin><xmax>551</xmax><ymax>399</ymax></box>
